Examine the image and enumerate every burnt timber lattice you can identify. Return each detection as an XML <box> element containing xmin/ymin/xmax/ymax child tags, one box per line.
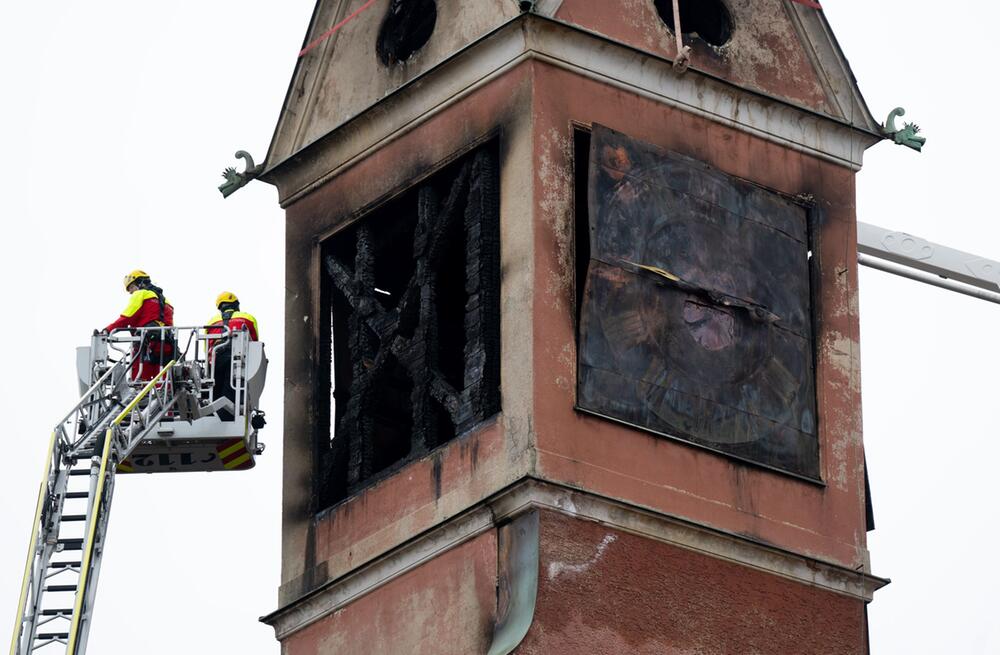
<box><xmin>320</xmin><ymin>145</ymin><xmax>501</xmax><ymax>506</ymax></box>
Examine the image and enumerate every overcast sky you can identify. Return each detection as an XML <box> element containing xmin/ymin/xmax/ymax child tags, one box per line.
<box><xmin>0</xmin><ymin>2</ymin><xmax>996</xmax><ymax>653</ymax></box>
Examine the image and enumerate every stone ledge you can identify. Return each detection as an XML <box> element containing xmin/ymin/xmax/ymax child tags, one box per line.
<box><xmin>262</xmin><ymin>478</ymin><xmax>888</xmax><ymax>640</ymax></box>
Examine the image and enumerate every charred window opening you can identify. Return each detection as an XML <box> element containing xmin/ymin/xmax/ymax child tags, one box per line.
<box><xmin>654</xmin><ymin>0</ymin><xmax>733</xmax><ymax>48</ymax></box>
<box><xmin>318</xmin><ymin>142</ymin><xmax>501</xmax><ymax>509</ymax></box>
<box><xmin>376</xmin><ymin>0</ymin><xmax>437</xmax><ymax>66</ymax></box>
<box><xmin>576</xmin><ymin>124</ymin><xmax>819</xmax><ymax>479</ymax></box>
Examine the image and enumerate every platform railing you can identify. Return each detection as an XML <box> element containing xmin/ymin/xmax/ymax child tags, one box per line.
<box><xmin>101</xmin><ymin>325</ymin><xmax>244</xmax><ymax>418</ymax></box>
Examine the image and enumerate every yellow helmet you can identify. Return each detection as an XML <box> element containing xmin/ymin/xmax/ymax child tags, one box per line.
<box><xmin>216</xmin><ymin>291</ymin><xmax>239</xmax><ymax>308</ymax></box>
<box><xmin>123</xmin><ymin>269</ymin><xmax>149</xmax><ymax>290</ymax></box>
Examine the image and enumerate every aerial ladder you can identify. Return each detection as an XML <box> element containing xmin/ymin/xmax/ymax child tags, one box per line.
<box><xmin>9</xmin><ymin>326</ymin><xmax>267</xmax><ymax>655</ymax></box>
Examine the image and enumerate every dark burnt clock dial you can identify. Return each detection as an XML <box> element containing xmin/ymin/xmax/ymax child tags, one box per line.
<box><xmin>577</xmin><ymin>125</ymin><xmax>820</xmax><ymax>479</ymax></box>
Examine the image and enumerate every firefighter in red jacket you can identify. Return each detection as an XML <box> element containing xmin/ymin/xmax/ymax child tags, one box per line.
<box><xmin>104</xmin><ymin>270</ymin><xmax>175</xmax><ymax>381</ymax></box>
<box><xmin>207</xmin><ymin>292</ymin><xmax>259</xmax><ymax>343</ymax></box>
<box><xmin>206</xmin><ymin>292</ymin><xmax>259</xmax><ymax>420</ymax></box>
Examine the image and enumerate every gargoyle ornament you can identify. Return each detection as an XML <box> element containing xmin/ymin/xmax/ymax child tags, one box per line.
<box><xmin>882</xmin><ymin>107</ymin><xmax>926</xmax><ymax>152</ymax></box>
<box><xmin>218</xmin><ymin>151</ymin><xmax>264</xmax><ymax>198</ymax></box>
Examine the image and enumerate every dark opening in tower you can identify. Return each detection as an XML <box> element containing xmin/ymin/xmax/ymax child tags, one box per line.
<box><xmin>376</xmin><ymin>0</ymin><xmax>438</xmax><ymax>65</ymax></box>
<box><xmin>654</xmin><ymin>0</ymin><xmax>733</xmax><ymax>48</ymax></box>
<box><xmin>318</xmin><ymin>141</ymin><xmax>501</xmax><ymax>509</ymax></box>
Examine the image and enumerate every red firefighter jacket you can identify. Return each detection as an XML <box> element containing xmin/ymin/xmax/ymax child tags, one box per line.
<box><xmin>105</xmin><ymin>289</ymin><xmax>174</xmax><ymax>333</ymax></box>
<box><xmin>207</xmin><ymin>311</ymin><xmax>260</xmax><ymax>345</ymax></box>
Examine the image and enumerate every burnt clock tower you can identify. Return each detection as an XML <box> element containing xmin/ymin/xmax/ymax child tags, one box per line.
<box><xmin>255</xmin><ymin>1</ymin><xmax>888</xmax><ymax>652</ymax></box>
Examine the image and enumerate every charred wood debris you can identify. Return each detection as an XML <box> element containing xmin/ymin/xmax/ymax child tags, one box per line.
<box><xmin>319</xmin><ymin>146</ymin><xmax>501</xmax><ymax>505</ymax></box>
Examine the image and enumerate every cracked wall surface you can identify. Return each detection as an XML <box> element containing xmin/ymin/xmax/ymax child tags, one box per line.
<box><xmin>263</xmin><ymin>7</ymin><xmax>874</xmax><ymax>644</ymax></box>
<box><xmin>554</xmin><ymin>0</ymin><xmax>835</xmax><ymax>115</ymax></box>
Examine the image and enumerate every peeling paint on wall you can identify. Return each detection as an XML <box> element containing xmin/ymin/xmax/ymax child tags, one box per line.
<box><xmin>547</xmin><ymin>533</ymin><xmax>617</xmax><ymax>580</ymax></box>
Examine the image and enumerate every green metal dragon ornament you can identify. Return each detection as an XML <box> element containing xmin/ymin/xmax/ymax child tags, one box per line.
<box><xmin>218</xmin><ymin>150</ymin><xmax>263</xmax><ymax>198</ymax></box>
<box><xmin>882</xmin><ymin>107</ymin><xmax>926</xmax><ymax>152</ymax></box>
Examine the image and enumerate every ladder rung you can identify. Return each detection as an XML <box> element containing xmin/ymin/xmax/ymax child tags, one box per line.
<box><xmin>36</xmin><ymin>632</ymin><xmax>69</xmax><ymax>640</ymax></box>
<box><xmin>48</xmin><ymin>561</ymin><xmax>81</xmax><ymax>569</ymax></box>
<box><xmin>64</xmin><ymin>492</ymin><xmax>89</xmax><ymax>499</ymax></box>
<box><xmin>61</xmin><ymin>514</ymin><xmax>87</xmax><ymax>522</ymax></box>
<box><xmin>56</xmin><ymin>539</ymin><xmax>83</xmax><ymax>551</ymax></box>
<box><xmin>44</xmin><ymin>585</ymin><xmax>77</xmax><ymax>592</ymax></box>
<box><xmin>69</xmin><ymin>469</ymin><xmax>92</xmax><ymax>476</ymax></box>
<box><xmin>40</xmin><ymin>609</ymin><xmax>73</xmax><ymax>616</ymax></box>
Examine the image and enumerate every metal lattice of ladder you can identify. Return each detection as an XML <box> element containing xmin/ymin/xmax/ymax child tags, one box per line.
<box><xmin>9</xmin><ymin>327</ymin><xmax>267</xmax><ymax>655</ymax></box>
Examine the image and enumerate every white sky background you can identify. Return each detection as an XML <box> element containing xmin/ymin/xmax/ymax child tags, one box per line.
<box><xmin>0</xmin><ymin>1</ymin><xmax>995</xmax><ymax>654</ymax></box>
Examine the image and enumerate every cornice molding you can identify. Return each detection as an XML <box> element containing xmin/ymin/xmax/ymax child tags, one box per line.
<box><xmin>264</xmin><ymin>16</ymin><xmax>882</xmax><ymax>207</ymax></box>
<box><xmin>261</xmin><ymin>478</ymin><xmax>888</xmax><ymax>641</ymax></box>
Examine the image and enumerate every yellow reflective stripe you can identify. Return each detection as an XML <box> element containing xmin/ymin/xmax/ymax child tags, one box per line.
<box><xmin>120</xmin><ymin>289</ymin><xmax>154</xmax><ymax>317</ymax></box>
<box><xmin>120</xmin><ymin>290</ymin><xmax>170</xmax><ymax>318</ymax></box>
<box><xmin>233</xmin><ymin>312</ymin><xmax>260</xmax><ymax>338</ymax></box>
<box><xmin>224</xmin><ymin>452</ymin><xmax>252</xmax><ymax>469</ymax></box>
<box><xmin>10</xmin><ymin>432</ymin><xmax>57</xmax><ymax>655</ymax></box>
<box><xmin>206</xmin><ymin>312</ymin><xmax>259</xmax><ymax>336</ymax></box>
<box><xmin>218</xmin><ymin>441</ymin><xmax>245</xmax><ymax>459</ymax></box>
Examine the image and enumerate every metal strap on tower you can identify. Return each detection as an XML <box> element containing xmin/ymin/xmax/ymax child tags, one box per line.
<box><xmin>857</xmin><ymin>222</ymin><xmax>1000</xmax><ymax>305</ymax></box>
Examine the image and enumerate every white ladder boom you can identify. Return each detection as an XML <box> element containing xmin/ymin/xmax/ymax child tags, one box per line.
<box><xmin>9</xmin><ymin>326</ymin><xmax>267</xmax><ymax>655</ymax></box>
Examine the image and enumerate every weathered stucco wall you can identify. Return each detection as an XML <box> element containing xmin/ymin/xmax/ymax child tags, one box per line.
<box><xmin>517</xmin><ymin>510</ymin><xmax>867</xmax><ymax>654</ymax></box>
<box><xmin>271</xmin><ymin>496</ymin><xmax>873</xmax><ymax>653</ymax></box>
<box><xmin>530</xmin><ymin>61</ymin><xmax>868</xmax><ymax>570</ymax></box>
<box><xmin>285</xmin><ymin>531</ymin><xmax>498</xmax><ymax>655</ymax></box>
<box><xmin>269</xmin><ymin>0</ymin><xmax>520</xmax><ymax>167</ymax></box>
<box><xmin>278</xmin><ymin>65</ymin><xmax>537</xmax><ymax>604</ymax></box>
<box><xmin>275</xmin><ymin>54</ymin><xmax>869</xmax><ymax>609</ymax></box>
<box><xmin>266</xmin><ymin>6</ymin><xmax>878</xmax><ymax>649</ymax></box>
<box><xmin>553</xmin><ymin>0</ymin><xmax>835</xmax><ymax>115</ymax></box>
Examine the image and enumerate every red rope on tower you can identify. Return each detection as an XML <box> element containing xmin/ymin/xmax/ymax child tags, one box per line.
<box><xmin>299</xmin><ymin>0</ymin><xmax>377</xmax><ymax>58</ymax></box>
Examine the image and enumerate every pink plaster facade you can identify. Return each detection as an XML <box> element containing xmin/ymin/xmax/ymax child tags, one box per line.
<box><xmin>530</xmin><ymin>63</ymin><xmax>868</xmax><ymax>569</ymax></box>
<box><xmin>519</xmin><ymin>510</ymin><xmax>868</xmax><ymax>654</ymax></box>
<box><xmin>285</xmin><ymin>533</ymin><xmax>499</xmax><ymax>655</ymax></box>
<box><xmin>263</xmin><ymin>6</ymin><xmax>881</xmax><ymax>653</ymax></box>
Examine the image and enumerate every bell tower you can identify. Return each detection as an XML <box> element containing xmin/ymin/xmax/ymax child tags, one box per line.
<box><xmin>258</xmin><ymin>1</ymin><xmax>887</xmax><ymax>652</ymax></box>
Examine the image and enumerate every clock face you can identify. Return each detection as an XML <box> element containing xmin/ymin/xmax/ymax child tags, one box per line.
<box><xmin>577</xmin><ymin>125</ymin><xmax>819</xmax><ymax>478</ymax></box>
